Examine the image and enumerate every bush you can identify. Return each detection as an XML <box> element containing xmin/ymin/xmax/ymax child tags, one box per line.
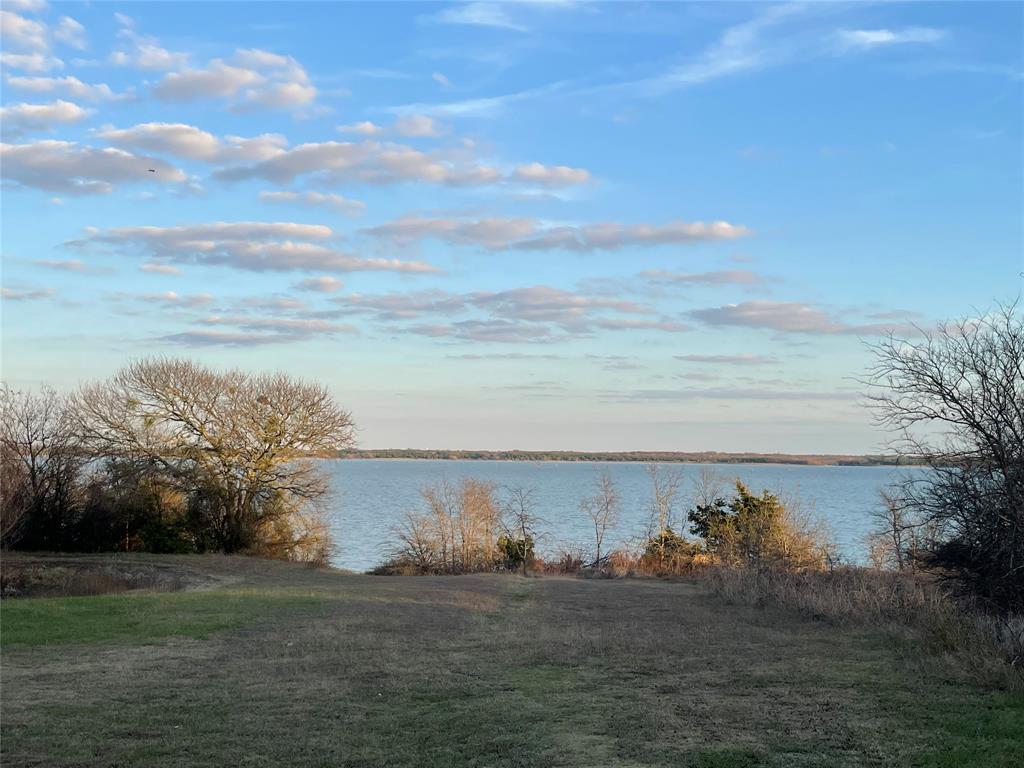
<box><xmin>640</xmin><ymin>528</ymin><xmax>701</xmax><ymax>573</ymax></box>
<box><xmin>702</xmin><ymin>565</ymin><xmax>1023</xmax><ymax>691</ymax></box>
<box><xmin>497</xmin><ymin>534</ymin><xmax>534</xmax><ymax>570</ymax></box>
<box><xmin>687</xmin><ymin>482</ymin><xmax>832</xmax><ymax>571</ymax></box>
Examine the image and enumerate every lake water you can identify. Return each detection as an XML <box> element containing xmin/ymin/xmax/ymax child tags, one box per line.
<box><xmin>323</xmin><ymin>460</ymin><xmax>925</xmax><ymax>572</ymax></box>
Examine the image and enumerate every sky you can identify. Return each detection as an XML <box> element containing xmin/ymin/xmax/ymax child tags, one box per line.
<box><xmin>1</xmin><ymin>1</ymin><xmax>1021</xmax><ymax>453</ymax></box>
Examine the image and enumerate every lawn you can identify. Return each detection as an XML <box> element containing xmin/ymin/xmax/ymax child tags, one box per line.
<box><xmin>1</xmin><ymin>554</ymin><xmax>1021</xmax><ymax>767</ymax></box>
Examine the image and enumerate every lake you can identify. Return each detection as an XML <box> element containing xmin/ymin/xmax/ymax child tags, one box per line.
<box><xmin>323</xmin><ymin>460</ymin><xmax>925</xmax><ymax>572</ymax></box>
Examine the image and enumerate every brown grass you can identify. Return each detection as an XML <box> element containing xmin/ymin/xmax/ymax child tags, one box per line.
<box><xmin>700</xmin><ymin>565</ymin><xmax>1024</xmax><ymax>692</ymax></box>
<box><xmin>2</xmin><ymin>554</ymin><xmax>1022</xmax><ymax>767</ymax></box>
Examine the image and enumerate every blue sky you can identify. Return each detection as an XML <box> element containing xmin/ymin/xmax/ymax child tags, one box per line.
<box><xmin>1</xmin><ymin>1</ymin><xmax>1021</xmax><ymax>452</ymax></box>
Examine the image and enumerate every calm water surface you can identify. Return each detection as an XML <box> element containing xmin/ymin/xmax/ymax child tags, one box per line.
<box><xmin>323</xmin><ymin>460</ymin><xmax>925</xmax><ymax>572</ymax></box>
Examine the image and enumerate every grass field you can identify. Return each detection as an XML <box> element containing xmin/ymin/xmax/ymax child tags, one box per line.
<box><xmin>1</xmin><ymin>554</ymin><xmax>1022</xmax><ymax>767</ymax></box>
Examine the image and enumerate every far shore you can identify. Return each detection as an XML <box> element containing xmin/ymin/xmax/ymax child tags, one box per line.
<box><xmin>335</xmin><ymin>449</ymin><xmax>925</xmax><ymax>467</ymax></box>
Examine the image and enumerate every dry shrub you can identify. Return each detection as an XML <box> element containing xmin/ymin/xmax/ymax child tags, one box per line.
<box><xmin>1</xmin><ymin>563</ymin><xmax>186</xmax><ymax>598</ymax></box>
<box><xmin>702</xmin><ymin>565</ymin><xmax>1023</xmax><ymax>691</ymax></box>
<box><xmin>388</xmin><ymin>478</ymin><xmax>502</xmax><ymax>574</ymax></box>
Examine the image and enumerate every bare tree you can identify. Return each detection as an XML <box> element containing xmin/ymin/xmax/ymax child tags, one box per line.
<box><xmin>867</xmin><ymin>301</ymin><xmax>1024</xmax><ymax>608</ymax></box>
<box><xmin>73</xmin><ymin>358</ymin><xmax>355</xmax><ymax>558</ymax></box>
<box><xmin>398</xmin><ymin>478</ymin><xmax>501</xmax><ymax>573</ymax></box>
<box><xmin>0</xmin><ymin>385</ymin><xmax>84</xmax><ymax>549</ymax></box>
<box><xmin>579</xmin><ymin>471</ymin><xmax>620</xmax><ymax>566</ymax></box>
<box><xmin>646</xmin><ymin>463</ymin><xmax>683</xmax><ymax>534</ymax></box>
<box><xmin>501</xmin><ymin>486</ymin><xmax>543</xmax><ymax>576</ymax></box>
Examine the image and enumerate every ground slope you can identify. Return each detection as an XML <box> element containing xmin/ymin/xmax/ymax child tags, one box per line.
<box><xmin>1</xmin><ymin>554</ymin><xmax>1021</xmax><ymax>768</ymax></box>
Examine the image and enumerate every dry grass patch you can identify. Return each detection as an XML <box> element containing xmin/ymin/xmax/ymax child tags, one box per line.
<box><xmin>1</xmin><ymin>556</ymin><xmax>1022</xmax><ymax>767</ymax></box>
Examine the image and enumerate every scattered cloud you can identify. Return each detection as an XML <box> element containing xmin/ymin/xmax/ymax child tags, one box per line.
<box><xmin>394</xmin><ymin>114</ymin><xmax>445</xmax><ymax>137</ymax></box>
<box><xmin>294</xmin><ymin>276</ymin><xmax>345</xmax><ymax>293</ymax></box>
<box><xmin>259</xmin><ymin>190</ymin><xmax>365</xmax><ymax>217</ymax></box>
<box><xmin>108</xmin><ymin>23</ymin><xmax>190</xmax><ymax>71</ymax></box>
<box><xmin>332</xmin><ymin>284</ymin><xmax>688</xmax><ymax>343</ymax></box>
<box><xmin>32</xmin><ymin>258</ymin><xmax>95</xmax><ymax>273</ymax></box>
<box><xmin>143</xmin><ymin>290</ymin><xmax>215</xmax><ymax>308</ymax></box>
<box><xmin>214</xmin><ymin>138</ymin><xmax>505</xmax><ymax>186</ymax></box>
<box><xmin>838</xmin><ymin>27</ymin><xmax>947</xmax><ymax>50</ymax></box>
<box><xmin>140</xmin><ymin>262</ymin><xmax>181</xmax><ymax>275</ymax></box>
<box><xmin>513</xmin><ymin>162</ymin><xmax>590</xmax><ymax>186</ymax></box>
<box><xmin>68</xmin><ymin>221</ymin><xmax>440</xmax><ymax>274</ymax></box>
<box><xmin>152</xmin><ymin>48</ymin><xmax>316</xmax><ymax>111</ymax></box>
<box><xmin>365</xmin><ymin>215</ymin><xmax>748</xmax><ymax>251</ymax></box>
<box><xmin>689</xmin><ymin>301</ymin><xmax>910</xmax><ymax>336</ymax></box>
<box><xmin>53</xmin><ymin>16</ymin><xmax>86</xmax><ymax>50</ymax></box>
<box><xmin>433</xmin><ymin>3</ymin><xmax>527</xmax><ymax>33</ymax></box>
<box><xmin>391</xmin><ymin>80</ymin><xmax>568</xmax><ymax>119</ymax></box>
<box><xmin>618</xmin><ymin>387</ymin><xmax>857</xmax><ymax>402</ymax></box>
<box><xmin>1</xmin><ymin>285</ymin><xmax>55</xmax><ymax>301</ymax></box>
<box><xmin>640</xmin><ymin>269</ymin><xmax>764</xmax><ymax>285</ymax></box>
<box><xmin>675</xmin><ymin>354</ymin><xmax>778</xmax><ymax>365</ymax></box>
<box><xmin>337</xmin><ymin>120</ymin><xmax>385</xmax><ymax>135</ymax></box>
<box><xmin>0</xmin><ymin>140</ymin><xmax>187</xmax><ymax>194</ymax></box>
<box><xmin>97</xmin><ymin>122</ymin><xmax>288</xmax><ymax>163</ymax></box>
<box><xmin>1</xmin><ymin>99</ymin><xmax>90</xmax><ymax>137</ymax></box>
<box><xmin>5</xmin><ymin>75</ymin><xmax>125</xmax><ymax>101</ymax></box>
<box><xmin>2</xmin><ymin>51</ymin><xmax>62</xmax><ymax>73</ymax></box>
<box><xmin>0</xmin><ymin>10</ymin><xmax>49</xmax><ymax>52</ymax></box>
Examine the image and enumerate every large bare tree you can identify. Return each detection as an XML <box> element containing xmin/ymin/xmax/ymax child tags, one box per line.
<box><xmin>73</xmin><ymin>358</ymin><xmax>355</xmax><ymax>556</ymax></box>
<box><xmin>0</xmin><ymin>386</ymin><xmax>84</xmax><ymax>549</ymax></box>
<box><xmin>868</xmin><ymin>301</ymin><xmax>1023</xmax><ymax>608</ymax></box>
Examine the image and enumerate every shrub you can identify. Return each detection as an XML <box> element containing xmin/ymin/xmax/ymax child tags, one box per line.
<box><xmin>497</xmin><ymin>534</ymin><xmax>534</xmax><ymax>570</ymax></box>
<box><xmin>688</xmin><ymin>481</ymin><xmax>832</xmax><ymax>571</ymax></box>
<box><xmin>640</xmin><ymin>527</ymin><xmax>701</xmax><ymax>573</ymax></box>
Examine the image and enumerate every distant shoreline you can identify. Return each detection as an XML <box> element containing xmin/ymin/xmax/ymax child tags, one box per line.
<box><xmin>335</xmin><ymin>449</ymin><xmax>922</xmax><ymax>467</ymax></box>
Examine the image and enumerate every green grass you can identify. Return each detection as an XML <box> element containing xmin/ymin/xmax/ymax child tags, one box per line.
<box><xmin>1</xmin><ymin>555</ymin><xmax>1022</xmax><ymax>768</ymax></box>
<box><xmin>0</xmin><ymin>589</ymin><xmax>327</xmax><ymax>647</ymax></box>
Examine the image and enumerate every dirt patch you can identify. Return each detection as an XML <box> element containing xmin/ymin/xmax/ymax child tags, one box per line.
<box><xmin>0</xmin><ymin>553</ymin><xmax>221</xmax><ymax>599</ymax></box>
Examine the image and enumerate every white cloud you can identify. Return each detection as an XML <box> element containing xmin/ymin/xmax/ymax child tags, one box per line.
<box><xmin>294</xmin><ymin>276</ymin><xmax>344</xmax><ymax>293</ymax></box>
<box><xmin>214</xmin><ymin>138</ymin><xmax>504</xmax><ymax>186</ymax></box>
<box><xmin>153</xmin><ymin>60</ymin><xmax>262</xmax><ymax>99</ymax></box>
<box><xmin>1</xmin><ymin>100</ymin><xmax>89</xmax><ymax>136</ymax></box>
<box><xmin>97</xmin><ymin>122</ymin><xmax>287</xmax><ymax>164</ymax></box>
<box><xmin>0</xmin><ymin>10</ymin><xmax>49</xmax><ymax>52</ymax></box>
<box><xmin>68</xmin><ymin>221</ymin><xmax>440</xmax><ymax>274</ymax></box>
<box><xmin>4</xmin><ymin>0</ymin><xmax>49</xmax><ymax>13</ymax></box>
<box><xmin>109</xmin><ymin>41</ymin><xmax>190</xmax><ymax>71</ymax></box>
<box><xmin>1</xmin><ymin>286</ymin><xmax>55</xmax><ymax>301</ymax></box>
<box><xmin>1</xmin><ymin>51</ymin><xmax>63</xmax><ymax>72</ymax></box>
<box><xmin>332</xmin><ymin>284</ymin><xmax>689</xmax><ymax>343</ymax></box>
<box><xmin>140</xmin><ymin>262</ymin><xmax>181</xmax><ymax>275</ymax></box>
<box><xmin>5</xmin><ymin>75</ymin><xmax>123</xmax><ymax>101</ymax></box>
<box><xmin>1</xmin><ymin>140</ymin><xmax>187</xmax><ymax>194</ymax></box>
<box><xmin>675</xmin><ymin>354</ymin><xmax>778</xmax><ymax>365</ymax></box>
<box><xmin>215</xmin><ymin>139</ymin><xmax>585</xmax><ymax>189</ymax></box>
<box><xmin>364</xmin><ymin>215</ymin><xmax>749</xmax><ymax>251</ymax></box>
<box><xmin>53</xmin><ymin>16</ymin><xmax>86</xmax><ymax>50</ymax></box>
<box><xmin>640</xmin><ymin>269</ymin><xmax>764</xmax><ymax>285</ymax></box>
<box><xmin>434</xmin><ymin>3</ymin><xmax>527</xmax><ymax>32</ymax></box>
<box><xmin>33</xmin><ymin>258</ymin><xmax>93</xmax><ymax>272</ymax></box>
<box><xmin>432</xmin><ymin>71</ymin><xmax>452</xmax><ymax>88</ymax></box>
<box><xmin>838</xmin><ymin>27</ymin><xmax>947</xmax><ymax>49</ymax></box>
<box><xmin>338</xmin><ymin>121</ymin><xmax>385</xmax><ymax>135</ymax></box>
<box><xmin>259</xmin><ymin>190</ymin><xmax>365</xmax><ymax>217</ymax></box>
<box><xmin>513</xmin><ymin>162</ymin><xmax>589</xmax><ymax>186</ymax></box>
<box><xmin>143</xmin><ymin>291</ymin><xmax>215</xmax><ymax>308</ymax></box>
<box><xmin>152</xmin><ymin>48</ymin><xmax>317</xmax><ymax>111</ymax></box>
<box><xmin>689</xmin><ymin>301</ymin><xmax>911</xmax><ymax>335</ymax></box>
<box><xmin>394</xmin><ymin>114</ymin><xmax>445</xmax><ymax>137</ymax></box>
